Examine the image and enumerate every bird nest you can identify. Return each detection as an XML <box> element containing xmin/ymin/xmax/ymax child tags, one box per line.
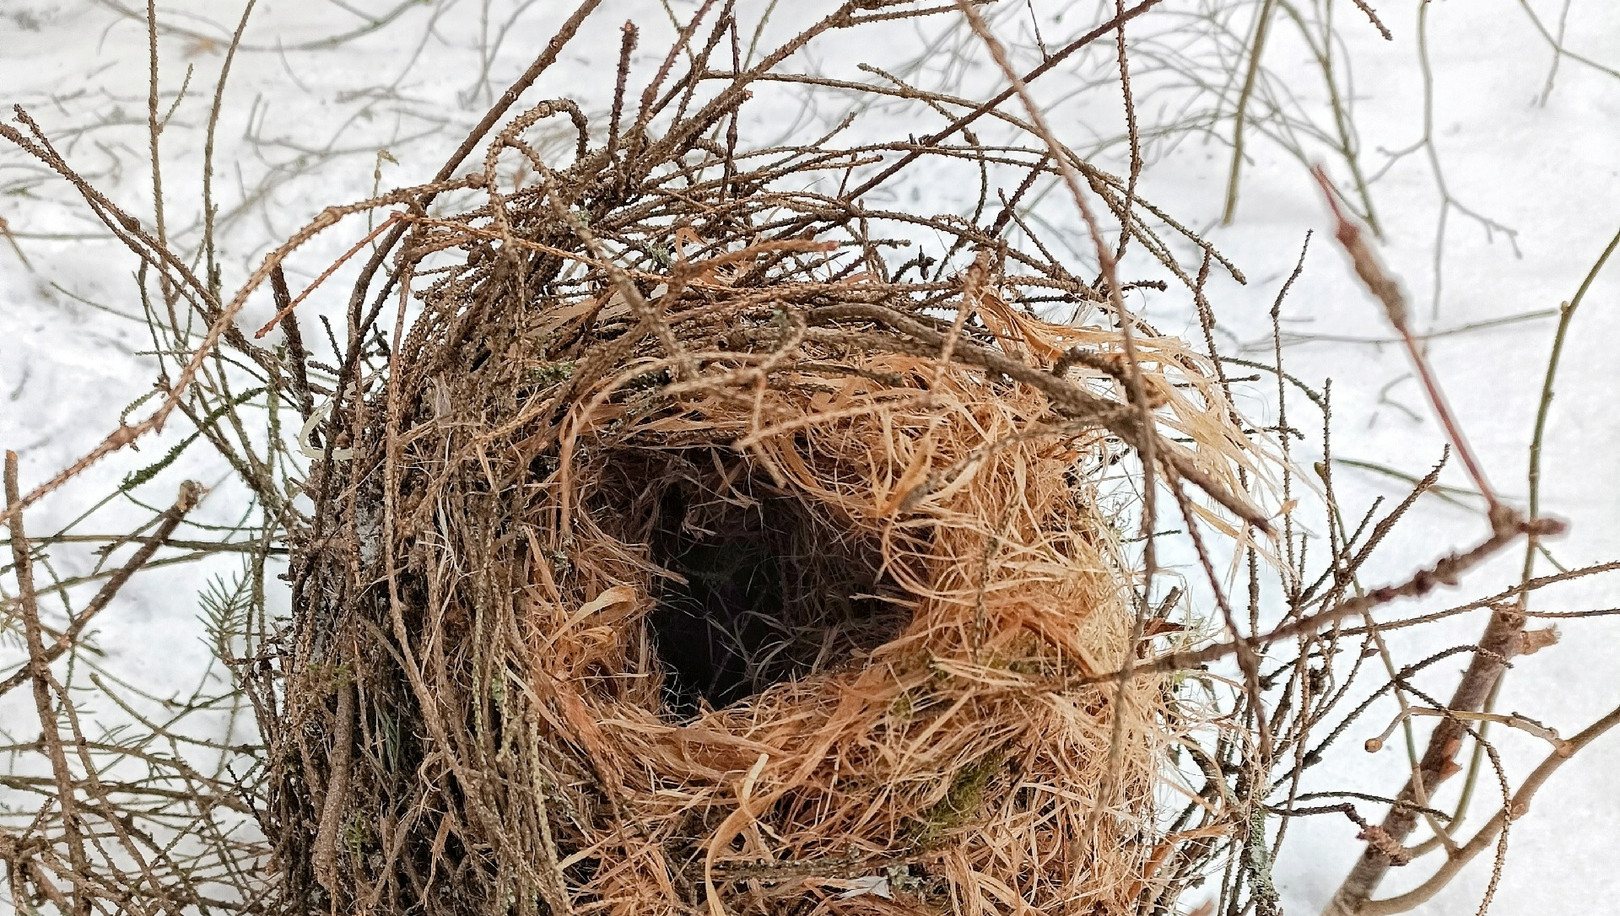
<box><xmin>261</xmin><ymin>14</ymin><xmax>1268</xmax><ymax>916</ymax></box>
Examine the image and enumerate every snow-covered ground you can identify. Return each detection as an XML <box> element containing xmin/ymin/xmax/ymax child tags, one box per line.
<box><xmin>3</xmin><ymin>1</ymin><xmax>1617</xmax><ymax>913</ymax></box>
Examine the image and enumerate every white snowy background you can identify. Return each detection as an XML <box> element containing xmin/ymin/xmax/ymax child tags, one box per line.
<box><xmin>2</xmin><ymin>1</ymin><xmax>1617</xmax><ymax>913</ymax></box>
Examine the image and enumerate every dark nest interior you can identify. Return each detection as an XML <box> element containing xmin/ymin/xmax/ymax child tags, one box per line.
<box><xmin>256</xmin><ymin>7</ymin><xmax>1269</xmax><ymax>916</ymax></box>
<box><xmin>614</xmin><ymin>450</ymin><xmax>907</xmax><ymax>716</ymax></box>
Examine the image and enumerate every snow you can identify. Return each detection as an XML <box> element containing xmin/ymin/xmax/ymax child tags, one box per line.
<box><xmin>2</xmin><ymin>1</ymin><xmax>1617</xmax><ymax>913</ymax></box>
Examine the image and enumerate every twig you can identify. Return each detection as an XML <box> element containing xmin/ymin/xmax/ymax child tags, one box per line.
<box><xmin>1091</xmin><ymin>513</ymin><xmax>1560</xmax><ymax>685</ymax></box>
<box><xmin>1354</xmin><ymin>698</ymin><xmax>1620</xmax><ymax>915</ymax></box>
<box><xmin>1312</xmin><ymin>165</ymin><xmax>1504</xmax><ymax>528</ymax></box>
<box><xmin>0</xmin><ymin>480</ymin><xmax>202</xmax><ymax>699</ymax></box>
<box><xmin>5</xmin><ymin>452</ymin><xmax>91</xmax><ymax>911</ymax></box>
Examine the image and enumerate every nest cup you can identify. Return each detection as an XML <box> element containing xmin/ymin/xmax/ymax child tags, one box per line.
<box><xmin>266</xmin><ymin>27</ymin><xmax>1263</xmax><ymax>914</ymax></box>
<box><xmin>276</xmin><ymin>258</ymin><xmax>1244</xmax><ymax>914</ymax></box>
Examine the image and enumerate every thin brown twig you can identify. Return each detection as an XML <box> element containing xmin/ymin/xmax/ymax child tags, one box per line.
<box><xmin>6</xmin><ymin>452</ymin><xmax>91</xmax><ymax>912</ymax></box>
<box><xmin>1353</xmin><ymin>699</ymin><xmax>1620</xmax><ymax>915</ymax></box>
<box><xmin>0</xmin><ymin>480</ymin><xmax>202</xmax><ymax>700</ymax></box>
<box><xmin>1092</xmin><ymin>513</ymin><xmax>1561</xmax><ymax>686</ymax></box>
<box><xmin>1312</xmin><ymin>165</ymin><xmax>1503</xmax><ymax>526</ymax></box>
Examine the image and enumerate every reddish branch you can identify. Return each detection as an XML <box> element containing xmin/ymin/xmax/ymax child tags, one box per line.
<box><xmin>1312</xmin><ymin>167</ymin><xmax>1560</xmax><ymax>914</ymax></box>
<box><xmin>1323</xmin><ymin>607</ymin><xmax>1531</xmax><ymax>915</ymax></box>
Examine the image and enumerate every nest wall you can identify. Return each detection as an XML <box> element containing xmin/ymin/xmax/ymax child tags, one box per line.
<box><xmin>274</xmin><ymin>254</ymin><xmax>1251</xmax><ymax>914</ymax></box>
